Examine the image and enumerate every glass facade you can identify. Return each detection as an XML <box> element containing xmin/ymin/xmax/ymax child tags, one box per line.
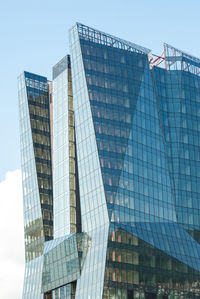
<box><xmin>52</xmin><ymin>55</ymin><xmax>81</xmax><ymax>238</ymax></box>
<box><xmin>42</xmin><ymin>232</ymin><xmax>90</xmax><ymax>293</ymax></box>
<box><xmin>69</xmin><ymin>24</ymin><xmax>110</xmax><ymax>299</ymax></box>
<box><xmin>19</xmin><ymin>23</ymin><xmax>200</xmax><ymax>299</ymax></box>
<box><xmin>18</xmin><ymin>71</ymin><xmax>53</xmax><ymax>299</ymax></box>
<box><xmin>69</xmin><ymin>24</ymin><xmax>200</xmax><ymax>298</ymax></box>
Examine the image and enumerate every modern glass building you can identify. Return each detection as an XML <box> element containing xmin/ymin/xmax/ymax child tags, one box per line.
<box><xmin>18</xmin><ymin>23</ymin><xmax>200</xmax><ymax>299</ymax></box>
<box><xmin>18</xmin><ymin>72</ymin><xmax>53</xmax><ymax>298</ymax></box>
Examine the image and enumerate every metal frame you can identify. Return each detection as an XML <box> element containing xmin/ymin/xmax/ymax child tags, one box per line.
<box><xmin>148</xmin><ymin>50</ymin><xmax>166</xmax><ymax>69</ymax></box>
<box><xmin>150</xmin><ymin>43</ymin><xmax>200</xmax><ymax>76</ymax></box>
<box><xmin>164</xmin><ymin>43</ymin><xmax>200</xmax><ymax>75</ymax></box>
<box><xmin>76</xmin><ymin>22</ymin><xmax>151</xmax><ymax>55</ymax></box>
<box><xmin>76</xmin><ymin>23</ymin><xmax>200</xmax><ymax>76</ymax></box>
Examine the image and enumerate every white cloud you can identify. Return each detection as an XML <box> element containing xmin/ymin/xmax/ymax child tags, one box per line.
<box><xmin>0</xmin><ymin>170</ymin><xmax>25</xmax><ymax>299</ymax></box>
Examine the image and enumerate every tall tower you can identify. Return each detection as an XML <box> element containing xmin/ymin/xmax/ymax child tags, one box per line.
<box><xmin>18</xmin><ymin>72</ymin><xmax>53</xmax><ymax>299</ymax></box>
<box><xmin>52</xmin><ymin>55</ymin><xmax>81</xmax><ymax>238</ymax></box>
<box><xmin>69</xmin><ymin>23</ymin><xmax>200</xmax><ymax>298</ymax></box>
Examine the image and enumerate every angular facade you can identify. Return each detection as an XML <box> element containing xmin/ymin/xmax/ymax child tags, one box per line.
<box><xmin>18</xmin><ymin>72</ymin><xmax>53</xmax><ymax>299</ymax></box>
<box><xmin>52</xmin><ymin>55</ymin><xmax>80</xmax><ymax>237</ymax></box>
<box><xmin>19</xmin><ymin>23</ymin><xmax>200</xmax><ymax>299</ymax></box>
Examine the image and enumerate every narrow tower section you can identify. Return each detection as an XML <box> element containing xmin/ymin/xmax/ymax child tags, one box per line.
<box><xmin>41</xmin><ymin>56</ymin><xmax>84</xmax><ymax>298</ymax></box>
<box><xmin>18</xmin><ymin>72</ymin><xmax>53</xmax><ymax>299</ymax></box>
<box><xmin>52</xmin><ymin>55</ymin><xmax>81</xmax><ymax>238</ymax></box>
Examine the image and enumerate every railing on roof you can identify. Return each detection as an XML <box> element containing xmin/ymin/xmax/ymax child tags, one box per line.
<box><xmin>164</xmin><ymin>43</ymin><xmax>200</xmax><ymax>76</ymax></box>
<box><xmin>75</xmin><ymin>23</ymin><xmax>200</xmax><ymax>76</ymax></box>
<box><xmin>149</xmin><ymin>43</ymin><xmax>200</xmax><ymax>76</ymax></box>
<box><xmin>76</xmin><ymin>22</ymin><xmax>151</xmax><ymax>55</ymax></box>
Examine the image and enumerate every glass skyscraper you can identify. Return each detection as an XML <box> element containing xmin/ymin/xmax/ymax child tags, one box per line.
<box><xmin>18</xmin><ymin>23</ymin><xmax>200</xmax><ymax>299</ymax></box>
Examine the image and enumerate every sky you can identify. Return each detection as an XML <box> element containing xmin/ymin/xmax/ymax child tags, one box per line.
<box><xmin>0</xmin><ymin>0</ymin><xmax>200</xmax><ymax>298</ymax></box>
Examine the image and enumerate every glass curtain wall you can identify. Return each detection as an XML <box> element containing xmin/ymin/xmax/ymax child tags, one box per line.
<box><xmin>18</xmin><ymin>71</ymin><xmax>53</xmax><ymax>299</ymax></box>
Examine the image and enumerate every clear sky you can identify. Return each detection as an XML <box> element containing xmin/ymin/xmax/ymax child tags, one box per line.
<box><xmin>0</xmin><ymin>0</ymin><xmax>200</xmax><ymax>298</ymax></box>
